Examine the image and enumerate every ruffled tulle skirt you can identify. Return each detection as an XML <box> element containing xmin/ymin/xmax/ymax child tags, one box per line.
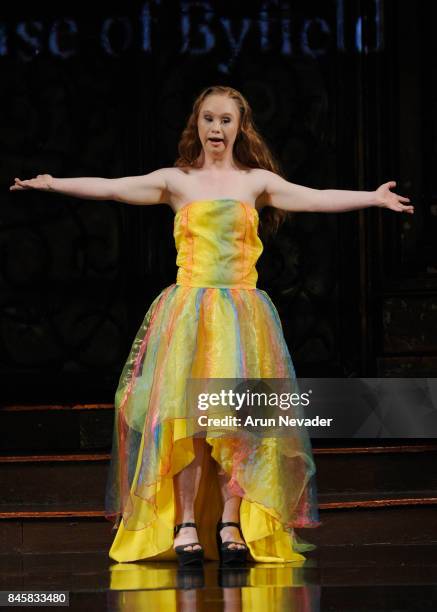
<box><xmin>105</xmin><ymin>283</ymin><xmax>320</xmax><ymax>562</ymax></box>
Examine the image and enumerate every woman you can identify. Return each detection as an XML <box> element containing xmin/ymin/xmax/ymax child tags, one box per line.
<box><xmin>10</xmin><ymin>85</ymin><xmax>413</xmax><ymax>566</ymax></box>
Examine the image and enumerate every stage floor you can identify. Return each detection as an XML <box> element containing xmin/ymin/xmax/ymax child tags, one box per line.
<box><xmin>1</xmin><ymin>544</ymin><xmax>437</xmax><ymax>611</ymax></box>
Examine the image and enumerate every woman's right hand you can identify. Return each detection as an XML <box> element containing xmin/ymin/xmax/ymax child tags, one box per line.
<box><xmin>9</xmin><ymin>174</ymin><xmax>54</xmax><ymax>192</ymax></box>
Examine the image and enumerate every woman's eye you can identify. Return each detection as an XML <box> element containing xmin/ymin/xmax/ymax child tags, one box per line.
<box><xmin>205</xmin><ymin>117</ymin><xmax>230</xmax><ymax>123</ymax></box>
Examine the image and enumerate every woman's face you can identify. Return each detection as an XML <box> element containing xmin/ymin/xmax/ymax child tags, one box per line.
<box><xmin>197</xmin><ymin>94</ymin><xmax>240</xmax><ymax>157</ymax></box>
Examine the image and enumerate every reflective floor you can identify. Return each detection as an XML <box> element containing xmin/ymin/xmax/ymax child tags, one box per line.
<box><xmin>1</xmin><ymin>545</ymin><xmax>437</xmax><ymax>611</ymax></box>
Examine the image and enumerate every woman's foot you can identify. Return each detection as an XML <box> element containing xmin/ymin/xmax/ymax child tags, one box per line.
<box><xmin>218</xmin><ymin>522</ymin><xmax>247</xmax><ymax>550</ymax></box>
<box><xmin>173</xmin><ymin>524</ymin><xmax>202</xmax><ymax>551</ymax></box>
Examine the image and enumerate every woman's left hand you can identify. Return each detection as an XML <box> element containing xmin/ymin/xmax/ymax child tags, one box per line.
<box><xmin>375</xmin><ymin>181</ymin><xmax>414</xmax><ymax>214</ymax></box>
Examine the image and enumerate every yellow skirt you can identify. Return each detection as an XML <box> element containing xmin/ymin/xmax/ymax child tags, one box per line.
<box><xmin>105</xmin><ymin>285</ymin><xmax>320</xmax><ymax>563</ymax></box>
<box><xmin>108</xmin><ymin>420</ymin><xmax>316</xmax><ymax>563</ymax></box>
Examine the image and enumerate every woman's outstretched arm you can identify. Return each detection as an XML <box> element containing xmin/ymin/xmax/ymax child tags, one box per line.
<box><xmin>9</xmin><ymin>168</ymin><xmax>172</xmax><ymax>206</ymax></box>
<box><xmin>258</xmin><ymin>169</ymin><xmax>414</xmax><ymax>214</ymax></box>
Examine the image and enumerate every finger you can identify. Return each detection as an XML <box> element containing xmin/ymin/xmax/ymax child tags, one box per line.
<box><xmin>395</xmin><ymin>195</ymin><xmax>411</xmax><ymax>202</ymax></box>
<box><xmin>388</xmin><ymin>180</ymin><xmax>397</xmax><ymax>188</ymax></box>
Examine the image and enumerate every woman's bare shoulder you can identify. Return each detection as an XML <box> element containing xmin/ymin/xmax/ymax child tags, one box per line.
<box><xmin>249</xmin><ymin>169</ymin><xmax>283</xmax><ymax>211</ymax></box>
<box><xmin>156</xmin><ymin>166</ymin><xmax>190</xmax><ymax>175</ymax></box>
<box><xmin>170</xmin><ymin>165</ymin><xmax>194</xmax><ymax>175</ymax></box>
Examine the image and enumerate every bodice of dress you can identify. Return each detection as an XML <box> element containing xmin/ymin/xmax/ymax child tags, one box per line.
<box><xmin>173</xmin><ymin>199</ymin><xmax>263</xmax><ymax>289</ymax></box>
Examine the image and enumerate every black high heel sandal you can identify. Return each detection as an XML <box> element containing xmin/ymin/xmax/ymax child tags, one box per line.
<box><xmin>216</xmin><ymin>520</ymin><xmax>248</xmax><ymax>565</ymax></box>
<box><xmin>174</xmin><ymin>522</ymin><xmax>204</xmax><ymax>566</ymax></box>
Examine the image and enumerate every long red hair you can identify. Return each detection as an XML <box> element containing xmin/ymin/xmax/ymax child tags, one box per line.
<box><xmin>174</xmin><ymin>85</ymin><xmax>289</xmax><ymax>239</ymax></box>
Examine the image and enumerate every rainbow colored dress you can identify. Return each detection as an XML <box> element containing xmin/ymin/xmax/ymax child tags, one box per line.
<box><xmin>105</xmin><ymin>198</ymin><xmax>320</xmax><ymax>563</ymax></box>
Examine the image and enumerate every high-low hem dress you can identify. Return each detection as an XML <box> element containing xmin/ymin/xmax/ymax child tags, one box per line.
<box><xmin>105</xmin><ymin>198</ymin><xmax>321</xmax><ymax>563</ymax></box>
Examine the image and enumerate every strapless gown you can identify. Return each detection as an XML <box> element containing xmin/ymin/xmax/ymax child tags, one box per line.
<box><xmin>105</xmin><ymin>198</ymin><xmax>320</xmax><ymax>563</ymax></box>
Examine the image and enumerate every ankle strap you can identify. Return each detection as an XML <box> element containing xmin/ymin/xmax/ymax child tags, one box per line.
<box><xmin>219</xmin><ymin>521</ymin><xmax>241</xmax><ymax>529</ymax></box>
<box><xmin>174</xmin><ymin>521</ymin><xmax>197</xmax><ymax>535</ymax></box>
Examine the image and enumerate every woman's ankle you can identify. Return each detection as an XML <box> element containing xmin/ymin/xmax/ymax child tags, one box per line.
<box><xmin>221</xmin><ymin>495</ymin><xmax>242</xmax><ymax>523</ymax></box>
<box><xmin>175</xmin><ymin>516</ymin><xmax>196</xmax><ymax>526</ymax></box>
<box><xmin>221</xmin><ymin>515</ymin><xmax>240</xmax><ymax>525</ymax></box>
<box><xmin>221</xmin><ymin>508</ymin><xmax>241</xmax><ymax>524</ymax></box>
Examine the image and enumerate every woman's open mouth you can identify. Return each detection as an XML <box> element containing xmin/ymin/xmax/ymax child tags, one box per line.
<box><xmin>208</xmin><ymin>138</ymin><xmax>224</xmax><ymax>145</ymax></box>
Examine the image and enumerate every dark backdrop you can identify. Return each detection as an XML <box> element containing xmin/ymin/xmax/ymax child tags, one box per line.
<box><xmin>1</xmin><ymin>0</ymin><xmax>435</xmax><ymax>403</ymax></box>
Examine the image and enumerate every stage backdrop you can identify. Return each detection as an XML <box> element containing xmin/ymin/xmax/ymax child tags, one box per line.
<box><xmin>1</xmin><ymin>0</ymin><xmax>435</xmax><ymax>402</ymax></box>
